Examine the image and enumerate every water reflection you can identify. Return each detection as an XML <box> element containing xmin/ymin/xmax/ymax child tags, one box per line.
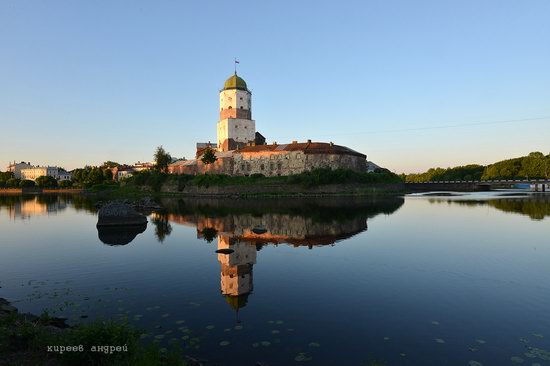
<box><xmin>424</xmin><ymin>194</ymin><xmax>550</xmax><ymax>220</ymax></box>
<box><xmin>97</xmin><ymin>224</ymin><xmax>147</xmax><ymax>245</ymax></box>
<box><xmin>0</xmin><ymin>194</ymin><xmax>96</xmax><ymax>220</ymax></box>
<box><xmin>0</xmin><ymin>195</ymin><xmax>68</xmax><ymax>220</ymax></box>
<box><xmin>159</xmin><ymin>196</ymin><xmax>404</xmax><ymax>314</ymax></box>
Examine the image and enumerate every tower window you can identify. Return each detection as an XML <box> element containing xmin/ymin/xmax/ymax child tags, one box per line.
<box><xmin>240</xmin><ymin>106</ymin><xmax>243</xmax><ymax>109</ymax></box>
<box><xmin>228</xmin><ymin>106</ymin><xmax>232</xmax><ymax>109</ymax></box>
<box><xmin>260</xmin><ymin>164</ymin><xmax>264</xmax><ymax>170</ymax></box>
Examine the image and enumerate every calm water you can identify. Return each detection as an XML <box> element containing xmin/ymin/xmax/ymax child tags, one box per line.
<box><xmin>1</xmin><ymin>192</ymin><xmax>550</xmax><ymax>365</ymax></box>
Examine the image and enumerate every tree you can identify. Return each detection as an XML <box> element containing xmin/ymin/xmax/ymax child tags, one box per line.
<box><xmin>59</xmin><ymin>180</ymin><xmax>73</xmax><ymax>188</ymax></box>
<box><xmin>103</xmin><ymin>169</ymin><xmax>113</xmax><ymax>181</ymax></box>
<box><xmin>0</xmin><ymin>171</ymin><xmax>14</xmax><ymax>181</ymax></box>
<box><xmin>35</xmin><ymin>175</ymin><xmax>58</xmax><ymax>188</ymax></box>
<box><xmin>101</xmin><ymin>161</ymin><xmax>120</xmax><ymax>169</ymax></box>
<box><xmin>20</xmin><ymin>180</ymin><xmax>36</xmax><ymax>188</ymax></box>
<box><xmin>154</xmin><ymin>146</ymin><xmax>171</xmax><ymax>172</ymax></box>
<box><xmin>201</xmin><ymin>147</ymin><xmax>217</xmax><ymax>165</ymax></box>
<box><xmin>6</xmin><ymin>178</ymin><xmax>20</xmax><ymax>188</ymax></box>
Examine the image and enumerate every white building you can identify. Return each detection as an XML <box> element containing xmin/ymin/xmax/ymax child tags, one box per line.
<box><xmin>7</xmin><ymin>161</ymin><xmax>33</xmax><ymax>179</ymax></box>
<box><xmin>116</xmin><ymin>169</ymin><xmax>134</xmax><ymax>181</ymax></box>
<box><xmin>20</xmin><ymin>166</ymin><xmax>72</xmax><ymax>182</ymax></box>
<box><xmin>216</xmin><ymin>73</ymin><xmax>256</xmax><ymax>151</ymax></box>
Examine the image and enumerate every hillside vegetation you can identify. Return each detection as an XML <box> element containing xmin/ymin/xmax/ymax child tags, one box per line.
<box><xmin>405</xmin><ymin>152</ymin><xmax>549</xmax><ymax>182</ymax></box>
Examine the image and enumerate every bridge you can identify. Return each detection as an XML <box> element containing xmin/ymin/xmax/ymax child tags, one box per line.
<box><xmin>405</xmin><ymin>179</ymin><xmax>550</xmax><ymax>192</ymax></box>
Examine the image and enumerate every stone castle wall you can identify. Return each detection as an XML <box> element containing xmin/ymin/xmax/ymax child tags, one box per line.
<box><xmin>232</xmin><ymin>151</ymin><xmax>366</xmax><ymax>176</ymax></box>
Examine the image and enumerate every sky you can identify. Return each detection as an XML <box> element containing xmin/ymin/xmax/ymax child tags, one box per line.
<box><xmin>1</xmin><ymin>0</ymin><xmax>549</xmax><ymax>173</ymax></box>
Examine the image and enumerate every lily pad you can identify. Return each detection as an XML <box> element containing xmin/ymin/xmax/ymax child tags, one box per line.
<box><xmin>294</xmin><ymin>352</ymin><xmax>312</xmax><ymax>362</ymax></box>
<box><xmin>154</xmin><ymin>334</ymin><xmax>165</xmax><ymax>340</ymax></box>
<box><xmin>431</xmin><ymin>321</ymin><xmax>440</xmax><ymax>325</ymax></box>
<box><xmin>206</xmin><ymin>325</ymin><xmax>215</xmax><ymax>330</ymax></box>
<box><xmin>308</xmin><ymin>342</ymin><xmax>320</xmax><ymax>348</ymax></box>
<box><xmin>219</xmin><ymin>340</ymin><xmax>230</xmax><ymax>346</ymax></box>
<box><xmin>252</xmin><ymin>342</ymin><xmax>259</xmax><ymax>348</ymax></box>
<box><xmin>468</xmin><ymin>361</ymin><xmax>483</xmax><ymax>366</ymax></box>
<box><xmin>434</xmin><ymin>338</ymin><xmax>445</xmax><ymax>344</ymax></box>
<box><xmin>181</xmin><ymin>335</ymin><xmax>190</xmax><ymax>340</ymax></box>
<box><xmin>276</xmin><ymin>320</ymin><xmax>284</xmax><ymax>324</ymax></box>
<box><xmin>272</xmin><ymin>330</ymin><xmax>280</xmax><ymax>334</ymax></box>
<box><xmin>161</xmin><ymin>313</ymin><xmax>170</xmax><ymax>318</ymax></box>
<box><xmin>234</xmin><ymin>325</ymin><xmax>243</xmax><ymax>330</ymax></box>
<box><xmin>383</xmin><ymin>337</ymin><xmax>390</xmax><ymax>341</ymax></box>
<box><xmin>510</xmin><ymin>356</ymin><xmax>524</xmax><ymax>364</ymax></box>
<box><xmin>261</xmin><ymin>341</ymin><xmax>271</xmax><ymax>347</ymax></box>
<box><xmin>475</xmin><ymin>339</ymin><xmax>486</xmax><ymax>344</ymax></box>
<box><xmin>175</xmin><ymin>320</ymin><xmax>185</xmax><ymax>324</ymax></box>
<box><xmin>532</xmin><ymin>333</ymin><xmax>544</xmax><ymax>339</ymax></box>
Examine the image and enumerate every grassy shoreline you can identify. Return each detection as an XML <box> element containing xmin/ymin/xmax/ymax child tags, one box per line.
<box><xmin>0</xmin><ymin>298</ymin><xmax>191</xmax><ymax>366</ymax></box>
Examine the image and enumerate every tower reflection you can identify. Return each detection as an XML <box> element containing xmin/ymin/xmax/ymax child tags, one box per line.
<box><xmin>161</xmin><ymin>196</ymin><xmax>405</xmax><ymax>315</ymax></box>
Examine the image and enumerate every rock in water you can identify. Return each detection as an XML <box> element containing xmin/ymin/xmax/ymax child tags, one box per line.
<box><xmin>97</xmin><ymin>202</ymin><xmax>147</xmax><ymax>227</ymax></box>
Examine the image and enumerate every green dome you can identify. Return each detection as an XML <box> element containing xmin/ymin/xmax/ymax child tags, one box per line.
<box><xmin>223</xmin><ymin>74</ymin><xmax>248</xmax><ymax>91</ymax></box>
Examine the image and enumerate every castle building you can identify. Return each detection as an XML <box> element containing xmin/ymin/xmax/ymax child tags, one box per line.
<box><xmin>168</xmin><ymin>72</ymin><xmax>367</xmax><ymax>176</ymax></box>
<box><xmin>217</xmin><ymin>74</ymin><xmax>256</xmax><ymax>151</ymax></box>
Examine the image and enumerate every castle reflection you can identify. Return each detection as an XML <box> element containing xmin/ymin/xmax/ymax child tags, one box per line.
<box><xmin>159</xmin><ymin>196</ymin><xmax>405</xmax><ymax>314</ymax></box>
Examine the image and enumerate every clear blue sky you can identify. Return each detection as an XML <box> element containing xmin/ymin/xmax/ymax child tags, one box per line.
<box><xmin>1</xmin><ymin>0</ymin><xmax>549</xmax><ymax>173</ymax></box>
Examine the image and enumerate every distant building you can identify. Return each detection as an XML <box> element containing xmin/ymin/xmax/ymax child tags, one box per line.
<box><xmin>7</xmin><ymin>161</ymin><xmax>33</xmax><ymax>179</ymax></box>
<box><xmin>116</xmin><ymin>168</ymin><xmax>135</xmax><ymax>181</ymax></box>
<box><xmin>20</xmin><ymin>166</ymin><xmax>71</xmax><ymax>182</ymax></box>
<box><xmin>133</xmin><ymin>161</ymin><xmax>154</xmax><ymax>172</ymax></box>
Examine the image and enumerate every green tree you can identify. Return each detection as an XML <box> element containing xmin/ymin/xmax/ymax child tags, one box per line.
<box><xmin>20</xmin><ymin>179</ymin><xmax>36</xmax><ymax>188</ymax></box>
<box><xmin>35</xmin><ymin>176</ymin><xmax>58</xmax><ymax>188</ymax></box>
<box><xmin>101</xmin><ymin>161</ymin><xmax>120</xmax><ymax>168</ymax></box>
<box><xmin>201</xmin><ymin>147</ymin><xmax>217</xmax><ymax>165</ymax></box>
<box><xmin>0</xmin><ymin>171</ymin><xmax>15</xmax><ymax>181</ymax></box>
<box><xmin>103</xmin><ymin>169</ymin><xmax>113</xmax><ymax>181</ymax></box>
<box><xmin>154</xmin><ymin>145</ymin><xmax>172</xmax><ymax>172</ymax></box>
<box><xmin>59</xmin><ymin>180</ymin><xmax>73</xmax><ymax>188</ymax></box>
<box><xmin>6</xmin><ymin>178</ymin><xmax>20</xmax><ymax>188</ymax></box>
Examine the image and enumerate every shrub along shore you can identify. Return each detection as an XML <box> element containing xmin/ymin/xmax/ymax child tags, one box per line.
<box><xmin>0</xmin><ymin>168</ymin><xmax>404</xmax><ymax>198</ymax></box>
<box><xmin>95</xmin><ymin>168</ymin><xmax>405</xmax><ymax>198</ymax></box>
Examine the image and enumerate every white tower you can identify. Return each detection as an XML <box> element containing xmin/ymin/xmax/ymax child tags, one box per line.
<box><xmin>217</xmin><ymin>73</ymin><xmax>256</xmax><ymax>151</ymax></box>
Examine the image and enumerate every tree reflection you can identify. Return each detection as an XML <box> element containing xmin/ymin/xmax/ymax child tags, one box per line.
<box><xmin>150</xmin><ymin>212</ymin><xmax>173</xmax><ymax>243</ymax></box>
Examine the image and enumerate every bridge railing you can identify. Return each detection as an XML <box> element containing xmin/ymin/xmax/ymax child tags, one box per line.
<box><xmin>405</xmin><ymin>179</ymin><xmax>550</xmax><ymax>184</ymax></box>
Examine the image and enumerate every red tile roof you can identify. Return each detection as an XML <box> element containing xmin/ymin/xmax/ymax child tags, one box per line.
<box><xmin>237</xmin><ymin>141</ymin><xmax>366</xmax><ymax>158</ymax></box>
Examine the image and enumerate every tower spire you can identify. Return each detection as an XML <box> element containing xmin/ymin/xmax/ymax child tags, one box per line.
<box><xmin>234</xmin><ymin>58</ymin><xmax>239</xmax><ymax>75</ymax></box>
